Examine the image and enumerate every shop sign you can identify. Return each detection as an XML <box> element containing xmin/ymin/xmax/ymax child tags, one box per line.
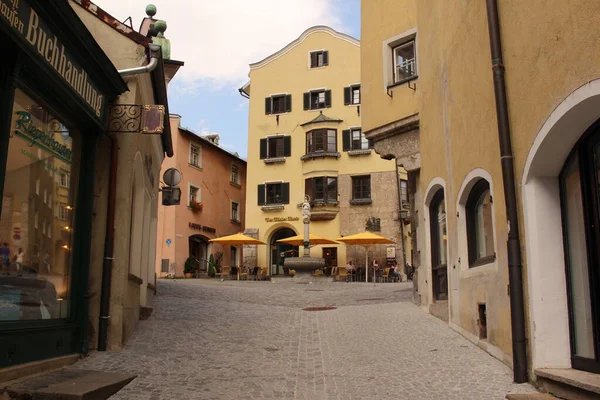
<box><xmin>188</xmin><ymin>222</ymin><xmax>216</xmax><ymax>234</ymax></box>
<box><xmin>265</xmin><ymin>216</ymin><xmax>300</xmax><ymax>223</ymax></box>
<box><xmin>13</xmin><ymin>111</ymin><xmax>72</xmax><ymax>163</ymax></box>
<box><xmin>0</xmin><ymin>0</ymin><xmax>105</xmax><ymax>118</ymax></box>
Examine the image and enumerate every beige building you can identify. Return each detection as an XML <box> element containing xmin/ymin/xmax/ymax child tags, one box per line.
<box><xmin>240</xmin><ymin>26</ymin><xmax>407</xmax><ymax>276</ymax></box>
<box><xmin>71</xmin><ymin>2</ymin><xmax>182</xmax><ymax>350</ymax></box>
<box><xmin>362</xmin><ymin>0</ymin><xmax>600</xmax><ymax>395</ymax></box>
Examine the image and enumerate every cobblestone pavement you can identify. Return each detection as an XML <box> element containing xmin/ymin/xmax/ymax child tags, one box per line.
<box><xmin>75</xmin><ymin>279</ymin><xmax>537</xmax><ymax>400</ymax></box>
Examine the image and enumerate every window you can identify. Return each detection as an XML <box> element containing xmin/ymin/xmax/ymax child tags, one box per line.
<box><xmin>309</xmin><ymin>50</ymin><xmax>328</xmax><ymax>68</ymax></box>
<box><xmin>259</xmin><ymin>136</ymin><xmax>291</xmax><ymax>159</ymax></box>
<box><xmin>342</xmin><ymin>128</ymin><xmax>372</xmax><ymax>151</ymax></box>
<box><xmin>393</xmin><ymin>41</ymin><xmax>416</xmax><ymax>83</ymax></box>
<box><xmin>231</xmin><ymin>165</ymin><xmax>239</xmax><ymax>185</ymax></box>
<box><xmin>303</xmin><ymin>89</ymin><xmax>331</xmax><ymax>110</ymax></box>
<box><xmin>58</xmin><ymin>205</ymin><xmax>69</xmax><ymax>220</ymax></box>
<box><xmin>59</xmin><ymin>172</ymin><xmax>70</xmax><ymax>188</ymax></box>
<box><xmin>265</xmin><ymin>94</ymin><xmax>292</xmax><ymax>115</ymax></box>
<box><xmin>466</xmin><ymin>179</ymin><xmax>495</xmax><ymax>266</ymax></box>
<box><xmin>306</xmin><ymin>129</ymin><xmax>337</xmax><ymax>154</ymax></box>
<box><xmin>400</xmin><ymin>180</ymin><xmax>408</xmax><ymax>206</ymax></box>
<box><xmin>189</xmin><ymin>144</ymin><xmax>200</xmax><ymax>167</ymax></box>
<box><xmin>352</xmin><ymin>176</ymin><xmax>371</xmax><ymax>200</ymax></box>
<box><xmin>189</xmin><ymin>185</ymin><xmax>200</xmax><ymax>205</ymax></box>
<box><xmin>305</xmin><ymin>177</ymin><xmax>337</xmax><ymax>203</ymax></box>
<box><xmin>257</xmin><ymin>182</ymin><xmax>290</xmax><ymax>205</ymax></box>
<box><xmin>231</xmin><ymin>201</ymin><xmax>239</xmax><ymax>222</ymax></box>
<box><xmin>344</xmin><ymin>84</ymin><xmax>361</xmax><ymax>105</ymax></box>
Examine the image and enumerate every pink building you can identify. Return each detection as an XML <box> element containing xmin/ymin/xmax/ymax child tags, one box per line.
<box><xmin>156</xmin><ymin>115</ymin><xmax>247</xmax><ymax>277</ymax></box>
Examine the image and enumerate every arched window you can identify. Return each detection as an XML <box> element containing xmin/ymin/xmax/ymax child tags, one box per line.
<box><xmin>466</xmin><ymin>179</ymin><xmax>495</xmax><ymax>267</ymax></box>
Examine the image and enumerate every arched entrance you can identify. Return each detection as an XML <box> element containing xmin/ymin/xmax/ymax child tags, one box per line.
<box><xmin>189</xmin><ymin>235</ymin><xmax>209</xmax><ymax>271</ymax></box>
<box><xmin>429</xmin><ymin>189</ymin><xmax>448</xmax><ymax>301</ymax></box>
<box><xmin>269</xmin><ymin>228</ymin><xmax>298</xmax><ymax>276</ymax></box>
<box><xmin>523</xmin><ymin>79</ymin><xmax>600</xmax><ymax>373</ymax></box>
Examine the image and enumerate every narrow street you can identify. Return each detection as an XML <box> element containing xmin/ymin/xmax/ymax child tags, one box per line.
<box><xmin>74</xmin><ymin>280</ymin><xmax>536</xmax><ymax>400</ymax></box>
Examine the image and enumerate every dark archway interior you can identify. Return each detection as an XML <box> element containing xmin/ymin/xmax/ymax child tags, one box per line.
<box><xmin>269</xmin><ymin>228</ymin><xmax>298</xmax><ymax>275</ymax></box>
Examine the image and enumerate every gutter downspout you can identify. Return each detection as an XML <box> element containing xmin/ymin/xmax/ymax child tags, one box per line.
<box><xmin>394</xmin><ymin>161</ymin><xmax>408</xmax><ymax>273</ymax></box>
<box><xmin>98</xmin><ymin>45</ymin><xmax>161</xmax><ymax>352</ymax></box>
<box><xmin>485</xmin><ymin>0</ymin><xmax>528</xmax><ymax>383</ymax></box>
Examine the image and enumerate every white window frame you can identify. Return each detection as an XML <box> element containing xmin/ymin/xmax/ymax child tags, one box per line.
<box><xmin>188</xmin><ymin>183</ymin><xmax>200</xmax><ymax>206</ymax></box>
<box><xmin>59</xmin><ymin>172</ymin><xmax>70</xmax><ymax>188</ymax></box>
<box><xmin>231</xmin><ymin>164</ymin><xmax>239</xmax><ymax>185</ymax></box>
<box><xmin>58</xmin><ymin>204</ymin><xmax>69</xmax><ymax>220</ymax></box>
<box><xmin>383</xmin><ymin>29</ymin><xmax>418</xmax><ymax>90</ymax></box>
<box><xmin>265</xmin><ymin>134</ymin><xmax>286</xmax><ymax>158</ymax></box>
<box><xmin>269</xmin><ymin>92</ymin><xmax>289</xmax><ymax>115</ymax></box>
<box><xmin>349</xmin><ymin>127</ymin><xmax>369</xmax><ymax>151</ymax></box>
<box><xmin>189</xmin><ymin>143</ymin><xmax>202</xmax><ymax>168</ymax></box>
<box><xmin>348</xmin><ymin>83</ymin><xmax>361</xmax><ymax>105</ymax></box>
<box><xmin>231</xmin><ymin>201</ymin><xmax>240</xmax><ymax>222</ymax></box>
<box><xmin>307</xmin><ymin>87</ymin><xmax>327</xmax><ymax>111</ymax></box>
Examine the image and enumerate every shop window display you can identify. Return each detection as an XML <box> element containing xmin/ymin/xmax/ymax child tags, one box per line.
<box><xmin>0</xmin><ymin>89</ymin><xmax>79</xmax><ymax>321</ymax></box>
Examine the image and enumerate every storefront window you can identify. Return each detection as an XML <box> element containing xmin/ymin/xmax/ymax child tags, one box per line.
<box><xmin>0</xmin><ymin>89</ymin><xmax>79</xmax><ymax>321</ymax></box>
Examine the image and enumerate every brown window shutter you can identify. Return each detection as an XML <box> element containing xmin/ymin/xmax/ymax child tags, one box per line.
<box><xmin>344</xmin><ymin>87</ymin><xmax>351</xmax><ymax>105</ymax></box>
<box><xmin>323</xmin><ymin>50</ymin><xmax>329</xmax><ymax>66</ymax></box>
<box><xmin>281</xmin><ymin>182</ymin><xmax>290</xmax><ymax>204</ymax></box>
<box><xmin>285</xmin><ymin>94</ymin><xmax>292</xmax><ymax>112</ymax></box>
<box><xmin>303</xmin><ymin>92</ymin><xmax>310</xmax><ymax>110</ymax></box>
<box><xmin>260</xmin><ymin>138</ymin><xmax>268</xmax><ymax>159</ymax></box>
<box><xmin>325</xmin><ymin>90</ymin><xmax>332</xmax><ymax>107</ymax></box>
<box><xmin>342</xmin><ymin>130</ymin><xmax>351</xmax><ymax>151</ymax></box>
<box><xmin>283</xmin><ymin>136</ymin><xmax>291</xmax><ymax>157</ymax></box>
<box><xmin>265</xmin><ymin>97</ymin><xmax>272</xmax><ymax>115</ymax></box>
<box><xmin>257</xmin><ymin>184</ymin><xmax>266</xmax><ymax>205</ymax></box>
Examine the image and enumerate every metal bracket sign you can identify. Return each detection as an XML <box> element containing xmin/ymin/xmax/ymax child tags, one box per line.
<box><xmin>107</xmin><ymin>104</ymin><xmax>165</xmax><ymax>134</ymax></box>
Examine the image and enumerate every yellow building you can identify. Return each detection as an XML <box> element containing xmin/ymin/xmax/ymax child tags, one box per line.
<box><xmin>240</xmin><ymin>26</ymin><xmax>407</xmax><ymax>276</ymax></box>
<box><xmin>362</xmin><ymin>0</ymin><xmax>600</xmax><ymax>394</ymax></box>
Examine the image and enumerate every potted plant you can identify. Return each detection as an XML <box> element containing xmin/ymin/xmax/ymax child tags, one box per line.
<box><xmin>208</xmin><ymin>254</ymin><xmax>216</xmax><ymax>277</ymax></box>
<box><xmin>190</xmin><ymin>200</ymin><xmax>203</xmax><ymax>212</ymax></box>
<box><xmin>184</xmin><ymin>256</ymin><xmax>197</xmax><ymax>278</ymax></box>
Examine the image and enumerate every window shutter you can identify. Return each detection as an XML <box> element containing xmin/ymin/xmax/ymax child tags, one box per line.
<box><xmin>342</xmin><ymin>130</ymin><xmax>351</xmax><ymax>151</ymax></box>
<box><xmin>281</xmin><ymin>182</ymin><xmax>290</xmax><ymax>204</ymax></box>
<box><xmin>344</xmin><ymin>87</ymin><xmax>351</xmax><ymax>105</ymax></box>
<box><xmin>368</xmin><ymin>139</ymin><xmax>374</xmax><ymax>149</ymax></box>
<box><xmin>325</xmin><ymin>90</ymin><xmax>332</xmax><ymax>107</ymax></box>
<box><xmin>310</xmin><ymin>52</ymin><xmax>317</xmax><ymax>68</ymax></box>
<box><xmin>285</xmin><ymin>94</ymin><xmax>292</xmax><ymax>112</ymax></box>
<box><xmin>303</xmin><ymin>92</ymin><xmax>310</xmax><ymax>110</ymax></box>
<box><xmin>305</xmin><ymin>178</ymin><xmax>314</xmax><ymax>202</ymax></box>
<box><xmin>257</xmin><ymin>184</ymin><xmax>266</xmax><ymax>205</ymax></box>
<box><xmin>283</xmin><ymin>136</ymin><xmax>291</xmax><ymax>157</ymax></box>
<box><xmin>323</xmin><ymin>50</ymin><xmax>329</xmax><ymax>66</ymax></box>
<box><xmin>259</xmin><ymin>138</ymin><xmax>267</xmax><ymax>159</ymax></box>
<box><xmin>265</xmin><ymin>97</ymin><xmax>272</xmax><ymax>115</ymax></box>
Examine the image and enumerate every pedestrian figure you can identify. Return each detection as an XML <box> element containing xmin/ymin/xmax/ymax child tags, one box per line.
<box><xmin>43</xmin><ymin>250</ymin><xmax>51</xmax><ymax>275</ymax></box>
<box><xmin>15</xmin><ymin>247</ymin><xmax>24</xmax><ymax>276</ymax></box>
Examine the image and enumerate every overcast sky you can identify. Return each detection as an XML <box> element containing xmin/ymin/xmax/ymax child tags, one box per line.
<box><xmin>94</xmin><ymin>0</ymin><xmax>361</xmax><ymax>158</ymax></box>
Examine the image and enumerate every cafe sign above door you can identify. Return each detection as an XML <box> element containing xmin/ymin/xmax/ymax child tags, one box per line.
<box><xmin>0</xmin><ymin>0</ymin><xmax>106</xmax><ymax>119</ymax></box>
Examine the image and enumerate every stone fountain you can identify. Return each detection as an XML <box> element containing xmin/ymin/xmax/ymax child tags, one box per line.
<box><xmin>283</xmin><ymin>196</ymin><xmax>326</xmax><ymax>281</ymax></box>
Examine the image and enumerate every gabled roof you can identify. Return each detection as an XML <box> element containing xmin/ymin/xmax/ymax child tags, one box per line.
<box><xmin>301</xmin><ymin>112</ymin><xmax>343</xmax><ymax>127</ymax></box>
<box><xmin>178</xmin><ymin>125</ymin><xmax>247</xmax><ymax>164</ymax></box>
<box><xmin>249</xmin><ymin>25</ymin><xmax>359</xmax><ymax>70</ymax></box>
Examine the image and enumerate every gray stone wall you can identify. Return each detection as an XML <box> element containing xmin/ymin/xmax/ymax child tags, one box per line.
<box><xmin>338</xmin><ymin>170</ymin><xmax>404</xmax><ymax>268</ymax></box>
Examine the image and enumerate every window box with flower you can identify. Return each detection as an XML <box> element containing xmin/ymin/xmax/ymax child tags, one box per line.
<box><xmin>190</xmin><ymin>199</ymin><xmax>203</xmax><ymax>212</ymax></box>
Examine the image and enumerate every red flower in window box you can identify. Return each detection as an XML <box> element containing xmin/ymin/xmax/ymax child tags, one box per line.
<box><xmin>190</xmin><ymin>200</ymin><xmax>203</xmax><ymax>212</ymax></box>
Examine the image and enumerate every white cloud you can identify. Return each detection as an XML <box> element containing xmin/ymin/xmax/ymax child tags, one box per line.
<box><xmin>92</xmin><ymin>0</ymin><xmax>345</xmax><ymax>87</ymax></box>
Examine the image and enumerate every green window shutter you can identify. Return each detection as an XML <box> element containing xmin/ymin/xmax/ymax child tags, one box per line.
<box><xmin>342</xmin><ymin>130</ymin><xmax>351</xmax><ymax>151</ymax></box>
<box><xmin>285</xmin><ymin>94</ymin><xmax>292</xmax><ymax>112</ymax></box>
<box><xmin>303</xmin><ymin>92</ymin><xmax>310</xmax><ymax>110</ymax></box>
<box><xmin>344</xmin><ymin>87</ymin><xmax>351</xmax><ymax>105</ymax></box>
<box><xmin>323</xmin><ymin>50</ymin><xmax>329</xmax><ymax>66</ymax></box>
<box><xmin>258</xmin><ymin>184</ymin><xmax>266</xmax><ymax>205</ymax></box>
<box><xmin>283</xmin><ymin>136</ymin><xmax>291</xmax><ymax>157</ymax></box>
<box><xmin>324</xmin><ymin>90</ymin><xmax>332</xmax><ymax>108</ymax></box>
<box><xmin>310</xmin><ymin>52</ymin><xmax>318</xmax><ymax>68</ymax></box>
<box><xmin>265</xmin><ymin>97</ymin><xmax>272</xmax><ymax>114</ymax></box>
<box><xmin>259</xmin><ymin>138</ymin><xmax>267</xmax><ymax>159</ymax></box>
<box><xmin>281</xmin><ymin>182</ymin><xmax>290</xmax><ymax>204</ymax></box>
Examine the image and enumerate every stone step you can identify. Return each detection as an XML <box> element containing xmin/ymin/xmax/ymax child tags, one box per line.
<box><xmin>535</xmin><ymin>368</ymin><xmax>600</xmax><ymax>400</ymax></box>
<box><xmin>4</xmin><ymin>369</ymin><xmax>136</xmax><ymax>400</ymax></box>
<box><xmin>506</xmin><ymin>394</ymin><xmax>560</xmax><ymax>400</ymax></box>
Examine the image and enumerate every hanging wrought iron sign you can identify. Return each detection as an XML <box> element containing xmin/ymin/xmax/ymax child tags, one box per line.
<box><xmin>107</xmin><ymin>104</ymin><xmax>165</xmax><ymax>134</ymax></box>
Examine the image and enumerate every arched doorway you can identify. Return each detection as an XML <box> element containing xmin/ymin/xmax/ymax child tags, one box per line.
<box><xmin>189</xmin><ymin>235</ymin><xmax>209</xmax><ymax>271</ymax></box>
<box><xmin>430</xmin><ymin>189</ymin><xmax>448</xmax><ymax>301</ymax></box>
<box><xmin>269</xmin><ymin>228</ymin><xmax>298</xmax><ymax>276</ymax></box>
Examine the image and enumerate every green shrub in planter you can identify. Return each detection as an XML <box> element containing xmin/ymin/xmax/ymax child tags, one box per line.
<box><xmin>184</xmin><ymin>257</ymin><xmax>197</xmax><ymax>275</ymax></box>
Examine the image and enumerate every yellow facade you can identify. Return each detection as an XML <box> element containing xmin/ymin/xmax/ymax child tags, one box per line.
<box><xmin>362</xmin><ymin>0</ymin><xmax>600</xmax><ymax>383</ymax></box>
<box><xmin>243</xmin><ymin>26</ymin><xmax>403</xmax><ymax>274</ymax></box>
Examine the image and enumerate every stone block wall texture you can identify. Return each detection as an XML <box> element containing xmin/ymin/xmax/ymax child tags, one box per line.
<box><xmin>338</xmin><ymin>170</ymin><xmax>404</xmax><ymax>267</ymax></box>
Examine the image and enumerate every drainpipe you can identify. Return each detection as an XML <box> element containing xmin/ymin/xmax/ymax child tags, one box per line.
<box><xmin>485</xmin><ymin>0</ymin><xmax>528</xmax><ymax>383</ymax></box>
<box><xmin>394</xmin><ymin>161</ymin><xmax>407</xmax><ymax>273</ymax></box>
<box><xmin>98</xmin><ymin>44</ymin><xmax>161</xmax><ymax>351</ymax></box>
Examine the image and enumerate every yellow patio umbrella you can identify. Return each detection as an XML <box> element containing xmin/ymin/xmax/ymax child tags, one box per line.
<box><xmin>276</xmin><ymin>233</ymin><xmax>338</xmax><ymax>247</ymax></box>
<box><xmin>209</xmin><ymin>233</ymin><xmax>266</xmax><ymax>279</ymax></box>
<box><xmin>335</xmin><ymin>231</ymin><xmax>396</xmax><ymax>283</ymax></box>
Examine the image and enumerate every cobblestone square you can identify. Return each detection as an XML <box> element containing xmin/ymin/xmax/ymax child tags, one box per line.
<box><xmin>75</xmin><ymin>279</ymin><xmax>537</xmax><ymax>399</ymax></box>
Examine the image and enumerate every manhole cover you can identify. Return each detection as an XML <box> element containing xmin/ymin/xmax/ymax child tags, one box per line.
<box><xmin>303</xmin><ymin>306</ymin><xmax>337</xmax><ymax>311</ymax></box>
<box><xmin>306</xmin><ymin>289</ymin><xmax>325</xmax><ymax>292</ymax></box>
<box><xmin>357</xmin><ymin>298</ymin><xmax>385</xmax><ymax>301</ymax></box>
<box><xmin>264</xmin><ymin>347</ymin><xmax>279</xmax><ymax>352</ymax></box>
